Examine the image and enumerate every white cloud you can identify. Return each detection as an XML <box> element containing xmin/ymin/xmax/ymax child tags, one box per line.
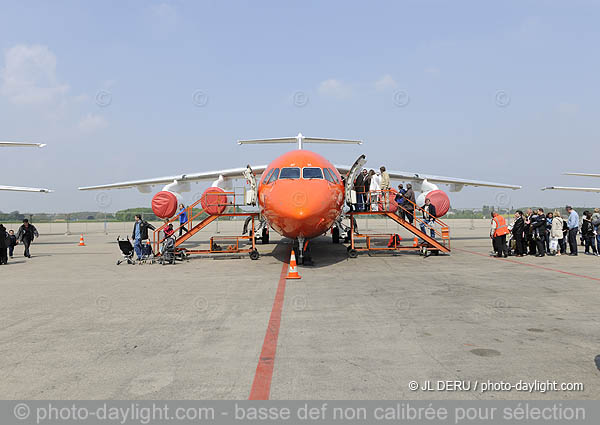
<box><xmin>0</xmin><ymin>44</ymin><xmax>69</xmax><ymax>105</ymax></box>
<box><xmin>318</xmin><ymin>79</ymin><xmax>352</xmax><ymax>99</ymax></box>
<box><xmin>374</xmin><ymin>74</ymin><xmax>398</xmax><ymax>91</ymax></box>
<box><xmin>424</xmin><ymin>66</ymin><xmax>440</xmax><ymax>76</ymax></box>
<box><xmin>556</xmin><ymin>102</ymin><xmax>579</xmax><ymax>115</ymax></box>
<box><xmin>78</xmin><ymin>113</ymin><xmax>108</xmax><ymax>132</ymax></box>
<box><xmin>149</xmin><ymin>3</ymin><xmax>178</xmax><ymax>32</ymax></box>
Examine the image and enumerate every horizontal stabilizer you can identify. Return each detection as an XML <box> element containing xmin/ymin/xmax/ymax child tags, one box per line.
<box><xmin>239</xmin><ymin>133</ymin><xmax>361</xmax><ymax>149</ymax></box>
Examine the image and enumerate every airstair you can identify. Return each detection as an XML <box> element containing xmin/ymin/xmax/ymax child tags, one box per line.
<box><xmin>346</xmin><ymin>190</ymin><xmax>451</xmax><ymax>257</ymax></box>
<box><xmin>152</xmin><ymin>190</ymin><xmax>261</xmax><ymax>260</ymax></box>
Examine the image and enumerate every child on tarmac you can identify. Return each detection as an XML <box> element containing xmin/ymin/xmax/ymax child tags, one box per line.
<box><xmin>8</xmin><ymin>230</ymin><xmax>17</xmax><ymax>259</ymax></box>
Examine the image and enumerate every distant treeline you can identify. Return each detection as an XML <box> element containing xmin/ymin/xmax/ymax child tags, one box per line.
<box><xmin>0</xmin><ymin>206</ymin><xmax>248</xmax><ymax>223</ymax></box>
<box><xmin>1</xmin><ymin>206</ymin><xmax>595</xmax><ymax>222</ymax></box>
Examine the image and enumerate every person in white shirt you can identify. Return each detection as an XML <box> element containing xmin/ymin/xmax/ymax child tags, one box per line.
<box><xmin>369</xmin><ymin>170</ymin><xmax>381</xmax><ymax>212</ymax></box>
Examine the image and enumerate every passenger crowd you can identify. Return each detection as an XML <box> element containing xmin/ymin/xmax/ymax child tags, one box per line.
<box><xmin>352</xmin><ymin>166</ymin><xmax>433</xmax><ymax>233</ymax></box>
<box><xmin>490</xmin><ymin>207</ymin><xmax>600</xmax><ymax>258</ymax></box>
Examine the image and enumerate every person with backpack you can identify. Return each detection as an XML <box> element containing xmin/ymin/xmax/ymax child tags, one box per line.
<box><xmin>581</xmin><ymin>211</ymin><xmax>598</xmax><ymax>255</ymax></box>
<box><xmin>394</xmin><ymin>183</ymin><xmax>407</xmax><ymax>220</ymax></box>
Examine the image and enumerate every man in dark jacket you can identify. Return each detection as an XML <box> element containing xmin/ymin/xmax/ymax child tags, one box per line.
<box><xmin>524</xmin><ymin>208</ymin><xmax>536</xmax><ymax>256</ymax></box>
<box><xmin>132</xmin><ymin>214</ymin><xmax>156</xmax><ymax>260</ymax></box>
<box><xmin>395</xmin><ymin>183</ymin><xmax>407</xmax><ymax>220</ymax></box>
<box><xmin>511</xmin><ymin>211</ymin><xmax>525</xmax><ymax>257</ymax></box>
<box><xmin>531</xmin><ymin>208</ymin><xmax>547</xmax><ymax>257</ymax></box>
<box><xmin>16</xmin><ymin>219</ymin><xmax>39</xmax><ymax>258</ymax></box>
<box><xmin>403</xmin><ymin>184</ymin><xmax>416</xmax><ymax>224</ymax></box>
<box><xmin>362</xmin><ymin>170</ymin><xmax>371</xmax><ymax>211</ymax></box>
<box><xmin>0</xmin><ymin>224</ymin><xmax>8</xmax><ymax>265</ymax></box>
<box><xmin>354</xmin><ymin>169</ymin><xmax>366</xmax><ymax>211</ymax></box>
<box><xmin>419</xmin><ymin>198</ymin><xmax>437</xmax><ymax>238</ymax></box>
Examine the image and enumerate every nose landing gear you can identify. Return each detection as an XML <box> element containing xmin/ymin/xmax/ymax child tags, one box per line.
<box><xmin>295</xmin><ymin>236</ymin><xmax>313</xmax><ymax>266</ymax></box>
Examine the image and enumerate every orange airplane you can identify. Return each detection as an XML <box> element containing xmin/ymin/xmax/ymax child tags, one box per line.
<box><xmin>79</xmin><ymin>133</ymin><xmax>520</xmax><ymax>262</ymax></box>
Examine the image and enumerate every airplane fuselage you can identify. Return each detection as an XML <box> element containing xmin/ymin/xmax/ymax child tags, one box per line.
<box><xmin>258</xmin><ymin>150</ymin><xmax>344</xmax><ymax>239</ymax></box>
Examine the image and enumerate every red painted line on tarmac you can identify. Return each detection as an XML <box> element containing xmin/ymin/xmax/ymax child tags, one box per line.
<box><xmin>249</xmin><ymin>246</ymin><xmax>291</xmax><ymax>400</ymax></box>
<box><xmin>455</xmin><ymin>247</ymin><xmax>600</xmax><ymax>282</ymax></box>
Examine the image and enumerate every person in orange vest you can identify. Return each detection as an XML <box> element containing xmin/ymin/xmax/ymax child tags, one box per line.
<box><xmin>490</xmin><ymin>212</ymin><xmax>509</xmax><ymax>258</ymax></box>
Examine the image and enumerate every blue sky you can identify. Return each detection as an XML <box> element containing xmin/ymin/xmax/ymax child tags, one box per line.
<box><xmin>1</xmin><ymin>1</ymin><xmax>599</xmax><ymax>212</ymax></box>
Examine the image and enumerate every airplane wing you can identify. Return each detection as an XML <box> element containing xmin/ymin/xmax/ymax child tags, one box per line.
<box><xmin>564</xmin><ymin>172</ymin><xmax>600</xmax><ymax>178</ymax></box>
<box><xmin>78</xmin><ymin>165</ymin><xmax>268</xmax><ymax>191</ymax></box>
<box><xmin>542</xmin><ymin>186</ymin><xmax>600</xmax><ymax>193</ymax></box>
<box><xmin>0</xmin><ymin>185</ymin><xmax>52</xmax><ymax>193</ymax></box>
<box><xmin>0</xmin><ymin>141</ymin><xmax>46</xmax><ymax>148</ymax></box>
<box><xmin>334</xmin><ymin>165</ymin><xmax>521</xmax><ymax>190</ymax></box>
<box><xmin>0</xmin><ymin>142</ymin><xmax>52</xmax><ymax>192</ymax></box>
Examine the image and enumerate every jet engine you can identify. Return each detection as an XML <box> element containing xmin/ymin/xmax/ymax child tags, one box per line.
<box><xmin>416</xmin><ymin>189</ymin><xmax>450</xmax><ymax>217</ymax></box>
<box><xmin>200</xmin><ymin>187</ymin><xmax>228</xmax><ymax>215</ymax></box>
<box><xmin>152</xmin><ymin>190</ymin><xmax>181</xmax><ymax>219</ymax></box>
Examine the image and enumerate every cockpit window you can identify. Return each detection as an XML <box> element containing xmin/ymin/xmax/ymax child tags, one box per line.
<box><xmin>262</xmin><ymin>169</ymin><xmax>274</xmax><ymax>184</ymax></box>
<box><xmin>323</xmin><ymin>168</ymin><xmax>335</xmax><ymax>183</ymax></box>
<box><xmin>267</xmin><ymin>168</ymin><xmax>279</xmax><ymax>184</ymax></box>
<box><xmin>279</xmin><ymin>167</ymin><xmax>301</xmax><ymax>179</ymax></box>
<box><xmin>302</xmin><ymin>167</ymin><xmax>323</xmax><ymax>179</ymax></box>
<box><xmin>326</xmin><ymin>168</ymin><xmax>339</xmax><ymax>183</ymax></box>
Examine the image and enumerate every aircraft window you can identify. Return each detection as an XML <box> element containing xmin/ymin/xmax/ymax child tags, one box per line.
<box><xmin>302</xmin><ymin>167</ymin><xmax>323</xmax><ymax>179</ymax></box>
<box><xmin>267</xmin><ymin>168</ymin><xmax>279</xmax><ymax>184</ymax></box>
<box><xmin>327</xmin><ymin>168</ymin><xmax>340</xmax><ymax>183</ymax></box>
<box><xmin>279</xmin><ymin>167</ymin><xmax>300</xmax><ymax>179</ymax></box>
<box><xmin>323</xmin><ymin>168</ymin><xmax>335</xmax><ymax>183</ymax></box>
<box><xmin>262</xmin><ymin>169</ymin><xmax>274</xmax><ymax>183</ymax></box>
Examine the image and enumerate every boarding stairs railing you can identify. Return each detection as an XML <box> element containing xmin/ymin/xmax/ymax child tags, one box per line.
<box><xmin>352</xmin><ymin>189</ymin><xmax>450</xmax><ymax>253</ymax></box>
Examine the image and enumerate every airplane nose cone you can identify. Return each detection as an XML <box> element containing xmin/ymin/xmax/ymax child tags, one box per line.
<box><xmin>263</xmin><ymin>180</ymin><xmax>342</xmax><ymax>238</ymax></box>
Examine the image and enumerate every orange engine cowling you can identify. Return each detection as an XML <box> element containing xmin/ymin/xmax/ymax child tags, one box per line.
<box><xmin>201</xmin><ymin>187</ymin><xmax>228</xmax><ymax>215</ymax></box>
<box><xmin>387</xmin><ymin>188</ymin><xmax>399</xmax><ymax>213</ymax></box>
<box><xmin>425</xmin><ymin>189</ymin><xmax>450</xmax><ymax>217</ymax></box>
<box><xmin>152</xmin><ymin>191</ymin><xmax>179</xmax><ymax>219</ymax></box>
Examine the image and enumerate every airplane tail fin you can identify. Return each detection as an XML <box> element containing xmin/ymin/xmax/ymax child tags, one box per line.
<box><xmin>238</xmin><ymin>133</ymin><xmax>362</xmax><ymax>149</ymax></box>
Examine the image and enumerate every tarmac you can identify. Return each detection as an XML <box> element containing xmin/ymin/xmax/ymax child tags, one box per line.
<box><xmin>1</xmin><ymin>218</ymin><xmax>599</xmax><ymax>400</ymax></box>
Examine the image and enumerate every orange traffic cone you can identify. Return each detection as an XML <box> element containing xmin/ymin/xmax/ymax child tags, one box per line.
<box><xmin>412</xmin><ymin>237</ymin><xmax>418</xmax><ymax>247</ymax></box>
<box><xmin>79</xmin><ymin>234</ymin><xmax>86</xmax><ymax>246</ymax></box>
<box><xmin>286</xmin><ymin>249</ymin><xmax>302</xmax><ymax>279</ymax></box>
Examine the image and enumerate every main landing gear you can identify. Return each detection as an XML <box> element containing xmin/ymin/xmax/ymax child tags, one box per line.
<box><xmin>261</xmin><ymin>227</ymin><xmax>269</xmax><ymax>244</ymax></box>
<box><xmin>332</xmin><ymin>226</ymin><xmax>340</xmax><ymax>244</ymax></box>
